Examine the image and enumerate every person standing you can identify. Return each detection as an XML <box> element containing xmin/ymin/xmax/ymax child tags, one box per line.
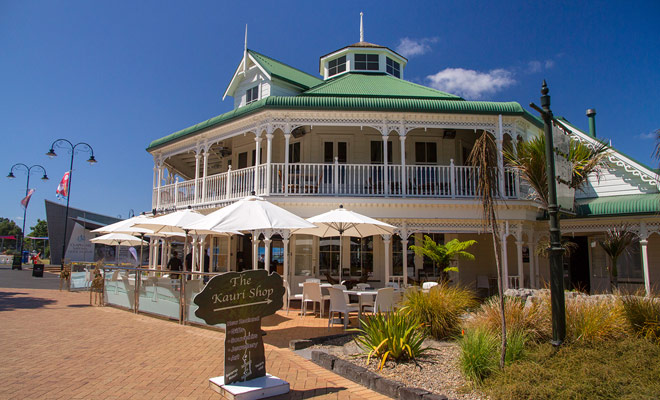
<box><xmin>167</xmin><ymin>251</ymin><xmax>182</xmax><ymax>279</ymax></box>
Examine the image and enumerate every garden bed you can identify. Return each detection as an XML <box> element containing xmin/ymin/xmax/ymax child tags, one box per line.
<box><xmin>309</xmin><ymin>335</ymin><xmax>488</xmax><ymax>400</ymax></box>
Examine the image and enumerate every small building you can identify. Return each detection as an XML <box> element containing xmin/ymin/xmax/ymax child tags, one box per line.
<box><xmin>146</xmin><ymin>26</ymin><xmax>660</xmax><ymax>294</ymax></box>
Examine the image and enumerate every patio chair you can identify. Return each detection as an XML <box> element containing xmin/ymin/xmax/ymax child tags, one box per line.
<box><xmin>355</xmin><ymin>283</ymin><xmax>370</xmax><ymax>290</ymax></box>
<box><xmin>422</xmin><ymin>281</ymin><xmax>438</xmax><ymax>290</ymax></box>
<box><xmin>476</xmin><ymin>275</ymin><xmax>491</xmax><ymax>297</ymax></box>
<box><xmin>354</xmin><ymin>283</ymin><xmax>374</xmax><ymax>309</ymax></box>
<box><xmin>363</xmin><ymin>287</ymin><xmax>395</xmax><ymax>314</ymax></box>
<box><xmin>285</xmin><ymin>281</ymin><xmax>301</xmax><ymax>315</ymax></box>
<box><xmin>327</xmin><ymin>287</ymin><xmax>359</xmax><ymax>329</ymax></box>
<box><xmin>305</xmin><ymin>278</ymin><xmax>321</xmax><ymax>284</ymax></box>
<box><xmin>386</xmin><ymin>282</ymin><xmax>399</xmax><ymax>289</ymax></box>
<box><xmin>301</xmin><ymin>282</ymin><xmax>329</xmax><ymax>318</ymax></box>
<box><xmin>332</xmin><ymin>284</ymin><xmax>359</xmax><ymax>307</ymax></box>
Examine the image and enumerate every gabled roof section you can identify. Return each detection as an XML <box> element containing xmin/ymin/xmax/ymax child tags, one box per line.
<box><xmin>248</xmin><ymin>50</ymin><xmax>322</xmax><ymax>90</ymax></box>
<box><xmin>301</xmin><ymin>73</ymin><xmax>462</xmax><ymax>100</ymax></box>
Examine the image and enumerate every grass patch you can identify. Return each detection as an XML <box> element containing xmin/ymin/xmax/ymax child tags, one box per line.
<box><xmin>565</xmin><ymin>298</ymin><xmax>628</xmax><ymax>343</ymax></box>
<box><xmin>458</xmin><ymin>327</ymin><xmax>498</xmax><ymax>385</ymax></box>
<box><xmin>621</xmin><ymin>294</ymin><xmax>660</xmax><ymax>344</ymax></box>
<box><xmin>484</xmin><ymin>337</ymin><xmax>660</xmax><ymax>400</ymax></box>
<box><xmin>402</xmin><ymin>282</ymin><xmax>477</xmax><ymax>339</ymax></box>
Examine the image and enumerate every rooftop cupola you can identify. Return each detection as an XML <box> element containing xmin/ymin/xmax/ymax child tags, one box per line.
<box><xmin>319</xmin><ymin>12</ymin><xmax>408</xmax><ymax>80</ymax></box>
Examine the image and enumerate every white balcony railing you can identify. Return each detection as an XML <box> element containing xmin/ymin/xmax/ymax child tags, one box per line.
<box><xmin>153</xmin><ymin>161</ymin><xmax>522</xmax><ymax>210</ymax></box>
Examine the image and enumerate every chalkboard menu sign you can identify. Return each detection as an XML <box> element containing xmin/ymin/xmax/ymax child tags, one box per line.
<box><xmin>194</xmin><ymin>270</ymin><xmax>285</xmax><ymax>385</ymax></box>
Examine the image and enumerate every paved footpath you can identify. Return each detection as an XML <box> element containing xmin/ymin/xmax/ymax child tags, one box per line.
<box><xmin>0</xmin><ymin>268</ymin><xmax>387</xmax><ymax>400</ymax></box>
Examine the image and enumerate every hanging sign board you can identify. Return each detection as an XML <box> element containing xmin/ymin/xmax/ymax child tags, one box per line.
<box><xmin>552</xmin><ymin>123</ymin><xmax>576</xmax><ymax>214</ymax></box>
<box><xmin>194</xmin><ymin>270</ymin><xmax>285</xmax><ymax>385</ymax></box>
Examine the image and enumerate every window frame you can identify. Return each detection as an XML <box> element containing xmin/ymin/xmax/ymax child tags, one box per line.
<box><xmin>414</xmin><ymin>142</ymin><xmax>438</xmax><ymax>164</ymax></box>
<box><xmin>328</xmin><ymin>55</ymin><xmax>347</xmax><ymax>77</ymax></box>
<box><xmin>355</xmin><ymin>54</ymin><xmax>379</xmax><ymax>71</ymax></box>
<box><xmin>386</xmin><ymin>57</ymin><xmax>400</xmax><ymax>78</ymax></box>
<box><xmin>246</xmin><ymin>86</ymin><xmax>259</xmax><ymax>104</ymax></box>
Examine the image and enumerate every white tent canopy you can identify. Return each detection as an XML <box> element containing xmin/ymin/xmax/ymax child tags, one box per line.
<box><xmin>90</xmin><ymin>233</ymin><xmax>148</xmax><ymax>264</ymax></box>
<box><xmin>91</xmin><ymin>214</ymin><xmax>153</xmax><ymax>235</ymax></box>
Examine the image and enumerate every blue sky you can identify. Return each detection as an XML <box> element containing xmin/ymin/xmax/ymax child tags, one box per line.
<box><xmin>1</xmin><ymin>0</ymin><xmax>658</xmax><ymax>232</ymax></box>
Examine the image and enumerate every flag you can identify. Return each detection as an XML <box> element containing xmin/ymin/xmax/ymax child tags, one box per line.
<box><xmin>21</xmin><ymin>189</ymin><xmax>35</xmax><ymax>209</ymax></box>
<box><xmin>56</xmin><ymin>171</ymin><xmax>70</xmax><ymax>200</ymax></box>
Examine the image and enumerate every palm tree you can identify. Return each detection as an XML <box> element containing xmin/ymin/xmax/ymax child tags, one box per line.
<box><xmin>409</xmin><ymin>236</ymin><xmax>476</xmax><ymax>279</ymax></box>
<box><xmin>468</xmin><ymin>130</ymin><xmax>507</xmax><ymax>369</ymax></box>
<box><xmin>504</xmin><ymin>133</ymin><xmax>608</xmax><ymax>209</ymax></box>
<box><xmin>599</xmin><ymin>226</ymin><xmax>639</xmax><ymax>290</ymax></box>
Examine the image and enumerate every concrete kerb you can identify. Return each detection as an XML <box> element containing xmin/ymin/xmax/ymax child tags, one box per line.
<box><xmin>310</xmin><ymin>349</ymin><xmax>454</xmax><ymax>400</ymax></box>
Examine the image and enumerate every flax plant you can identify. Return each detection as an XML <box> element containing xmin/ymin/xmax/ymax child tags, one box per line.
<box><xmin>467</xmin><ymin>130</ymin><xmax>507</xmax><ymax>369</ymax></box>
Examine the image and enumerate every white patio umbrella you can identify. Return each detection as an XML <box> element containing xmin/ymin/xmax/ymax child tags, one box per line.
<box><xmin>296</xmin><ymin>205</ymin><xmax>396</xmax><ymax>282</ymax></box>
<box><xmin>92</xmin><ymin>214</ymin><xmax>153</xmax><ymax>266</ymax></box>
<box><xmin>133</xmin><ymin>208</ymin><xmax>236</xmax><ymax>273</ymax></box>
<box><xmin>183</xmin><ymin>195</ymin><xmax>316</xmax><ymax>280</ymax></box>
<box><xmin>90</xmin><ymin>233</ymin><xmax>148</xmax><ymax>264</ymax></box>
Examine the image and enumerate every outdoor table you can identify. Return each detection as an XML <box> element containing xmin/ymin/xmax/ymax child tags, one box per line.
<box><xmin>297</xmin><ymin>282</ymin><xmax>333</xmax><ymax>288</ymax></box>
<box><xmin>343</xmin><ymin>290</ymin><xmax>378</xmax><ymax>324</ymax></box>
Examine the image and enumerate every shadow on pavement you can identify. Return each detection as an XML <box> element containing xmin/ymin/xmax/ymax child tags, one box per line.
<box><xmin>270</xmin><ymin>386</ymin><xmax>345</xmax><ymax>400</ymax></box>
<box><xmin>0</xmin><ymin>291</ymin><xmax>57</xmax><ymax>312</ymax></box>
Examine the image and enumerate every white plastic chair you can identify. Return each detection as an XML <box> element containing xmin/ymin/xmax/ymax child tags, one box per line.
<box><xmin>386</xmin><ymin>282</ymin><xmax>399</xmax><ymax>289</ymax></box>
<box><xmin>305</xmin><ymin>278</ymin><xmax>321</xmax><ymax>284</ymax></box>
<box><xmin>354</xmin><ymin>283</ymin><xmax>374</xmax><ymax>309</ymax></box>
<box><xmin>355</xmin><ymin>283</ymin><xmax>370</xmax><ymax>290</ymax></box>
<box><xmin>363</xmin><ymin>287</ymin><xmax>395</xmax><ymax>314</ymax></box>
<box><xmin>422</xmin><ymin>281</ymin><xmax>438</xmax><ymax>290</ymax></box>
<box><xmin>301</xmin><ymin>282</ymin><xmax>329</xmax><ymax>317</ymax></box>
<box><xmin>327</xmin><ymin>287</ymin><xmax>359</xmax><ymax>329</ymax></box>
<box><xmin>476</xmin><ymin>275</ymin><xmax>491</xmax><ymax>296</ymax></box>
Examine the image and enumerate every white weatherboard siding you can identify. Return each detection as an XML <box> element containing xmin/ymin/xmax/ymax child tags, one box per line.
<box><xmin>576</xmin><ymin>165</ymin><xmax>658</xmax><ymax>198</ymax></box>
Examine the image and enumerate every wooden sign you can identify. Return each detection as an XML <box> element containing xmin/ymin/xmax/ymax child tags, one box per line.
<box><xmin>194</xmin><ymin>270</ymin><xmax>284</xmax><ymax>385</ymax></box>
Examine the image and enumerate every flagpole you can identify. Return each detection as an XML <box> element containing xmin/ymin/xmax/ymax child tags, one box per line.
<box><xmin>6</xmin><ymin>163</ymin><xmax>49</xmax><ymax>265</ymax></box>
<box><xmin>46</xmin><ymin>140</ymin><xmax>97</xmax><ymax>271</ymax></box>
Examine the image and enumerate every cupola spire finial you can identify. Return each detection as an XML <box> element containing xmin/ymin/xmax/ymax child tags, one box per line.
<box><xmin>243</xmin><ymin>24</ymin><xmax>248</xmax><ymax>75</ymax></box>
<box><xmin>360</xmin><ymin>12</ymin><xmax>364</xmax><ymax>42</ymax></box>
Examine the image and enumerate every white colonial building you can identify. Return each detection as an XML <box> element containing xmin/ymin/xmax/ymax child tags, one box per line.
<box><xmin>146</xmin><ymin>30</ymin><xmax>660</xmax><ymax>295</ymax></box>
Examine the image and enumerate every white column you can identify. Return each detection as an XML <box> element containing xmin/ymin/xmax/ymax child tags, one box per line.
<box><xmin>160</xmin><ymin>238</ymin><xmax>167</xmax><ymax>270</ymax></box>
<box><xmin>254</xmin><ymin>133</ymin><xmax>262</xmax><ymax>194</ymax></box>
<box><xmin>156</xmin><ymin>164</ymin><xmax>163</xmax><ymax>209</ymax></box>
<box><xmin>252</xmin><ymin>235</ymin><xmax>259</xmax><ymax>270</ymax></box>
<box><xmin>399</xmin><ymin>135</ymin><xmax>407</xmax><ymax>197</ymax></box>
<box><xmin>501</xmin><ymin>232</ymin><xmax>509</xmax><ymax>290</ymax></box>
<box><xmin>401</xmin><ymin>236</ymin><xmax>409</xmax><ymax>286</ymax></box>
<box><xmin>533</xmin><ymin>247</ymin><xmax>540</xmax><ymax>288</ymax></box>
<box><xmin>265</xmin><ymin>132</ymin><xmax>273</xmax><ymax>195</ymax></box>
<box><xmin>226</xmin><ymin>236</ymin><xmax>232</xmax><ymax>272</ymax></box>
<box><xmin>516</xmin><ymin>240</ymin><xmax>524</xmax><ymax>288</ymax></box>
<box><xmin>383</xmin><ymin>234</ymin><xmax>391</xmax><ymax>284</ymax></box>
<box><xmin>202</xmin><ymin>149</ymin><xmax>209</xmax><ymax>203</ymax></box>
<box><xmin>382</xmin><ymin>134</ymin><xmax>389</xmax><ymax>196</ymax></box>
<box><xmin>284</xmin><ymin>132</ymin><xmax>291</xmax><ymax>196</ymax></box>
<box><xmin>282</xmin><ymin>231</ymin><xmax>291</xmax><ymax>284</ymax></box>
<box><xmin>497</xmin><ymin>115</ymin><xmax>505</xmax><ymax>197</ymax></box>
<box><xmin>529</xmin><ymin>234</ymin><xmax>537</xmax><ymax>289</ymax></box>
<box><xmin>193</xmin><ymin>152</ymin><xmax>201</xmax><ymax>203</ymax></box>
<box><xmin>263</xmin><ymin>238</ymin><xmax>272</xmax><ymax>272</ymax></box>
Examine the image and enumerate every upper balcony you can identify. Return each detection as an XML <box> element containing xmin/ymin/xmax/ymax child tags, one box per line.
<box><xmin>152</xmin><ymin>161</ymin><xmax>522</xmax><ymax>211</ymax></box>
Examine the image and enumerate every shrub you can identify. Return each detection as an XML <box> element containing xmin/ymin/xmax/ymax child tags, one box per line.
<box><xmin>565</xmin><ymin>298</ymin><xmax>627</xmax><ymax>343</ymax></box>
<box><xmin>402</xmin><ymin>282</ymin><xmax>477</xmax><ymax>339</ymax></box>
<box><xmin>352</xmin><ymin>309</ymin><xmax>433</xmax><ymax>370</ymax></box>
<box><xmin>458</xmin><ymin>327</ymin><xmax>499</xmax><ymax>384</ymax></box>
<box><xmin>621</xmin><ymin>293</ymin><xmax>660</xmax><ymax>344</ymax></box>
<box><xmin>484</xmin><ymin>338</ymin><xmax>660</xmax><ymax>400</ymax></box>
<box><xmin>504</xmin><ymin>329</ymin><xmax>528</xmax><ymax>365</ymax></box>
<box><xmin>462</xmin><ymin>296</ymin><xmax>550</xmax><ymax>342</ymax></box>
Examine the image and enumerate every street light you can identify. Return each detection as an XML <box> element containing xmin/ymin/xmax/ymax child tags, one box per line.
<box><xmin>6</xmin><ymin>163</ymin><xmax>49</xmax><ymax>265</ymax></box>
<box><xmin>46</xmin><ymin>139</ymin><xmax>97</xmax><ymax>270</ymax></box>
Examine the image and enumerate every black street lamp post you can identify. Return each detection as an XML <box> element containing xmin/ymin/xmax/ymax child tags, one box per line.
<box><xmin>46</xmin><ymin>139</ymin><xmax>97</xmax><ymax>270</ymax></box>
<box><xmin>6</xmin><ymin>163</ymin><xmax>49</xmax><ymax>264</ymax></box>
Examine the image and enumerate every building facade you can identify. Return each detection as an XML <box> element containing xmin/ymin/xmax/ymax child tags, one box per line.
<box><xmin>146</xmin><ymin>35</ymin><xmax>660</xmax><ymax>295</ymax></box>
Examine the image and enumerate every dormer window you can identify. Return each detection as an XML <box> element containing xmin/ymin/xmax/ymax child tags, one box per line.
<box><xmin>386</xmin><ymin>57</ymin><xmax>400</xmax><ymax>78</ymax></box>
<box><xmin>328</xmin><ymin>56</ymin><xmax>347</xmax><ymax>77</ymax></box>
<box><xmin>246</xmin><ymin>86</ymin><xmax>259</xmax><ymax>104</ymax></box>
<box><xmin>355</xmin><ymin>54</ymin><xmax>379</xmax><ymax>71</ymax></box>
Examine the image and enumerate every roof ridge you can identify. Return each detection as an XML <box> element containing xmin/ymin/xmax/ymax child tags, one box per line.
<box><xmin>248</xmin><ymin>49</ymin><xmax>322</xmax><ymax>82</ymax></box>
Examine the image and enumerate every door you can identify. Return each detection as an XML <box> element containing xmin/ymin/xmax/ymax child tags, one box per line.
<box><xmin>565</xmin><ymin>237</ymin><xmax>590</xmax><ymax>293</ymax></box>
<box><xmin>589</xmin><ymin>236</ymin><xmax>610</xmax><ymax>293</ymax></box>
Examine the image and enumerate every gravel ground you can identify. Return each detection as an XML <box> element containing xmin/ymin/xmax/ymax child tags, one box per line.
<box><xmin>311</xmin><ymin>336</ymin><xmax>489</xmax><ymax>400</ymax></box>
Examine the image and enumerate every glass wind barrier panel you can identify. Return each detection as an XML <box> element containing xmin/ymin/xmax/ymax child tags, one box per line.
<box><xmin>69</xmin><ymin>263</ymin><xmax>94</xmax><ymax>290</ymax></box>
<box><xmin>184</xmin><ymin>274</ymin><xmax>225</xmax><ymax>329</ymax></box>
<box><xmin>138</xmin><ymin>272</ymin><xmax>181</xmax><ymax>320</ymax></box>
<box><xmin>104</xmin><ymin>269</ymin><xmax>135</xmax><ymax>309</ymax></box>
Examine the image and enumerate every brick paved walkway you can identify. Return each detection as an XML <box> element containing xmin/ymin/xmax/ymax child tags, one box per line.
<box><xmin>0</xmin><ymin>269</ymin><xmax>387</xmax><ymax>400</ymax></box>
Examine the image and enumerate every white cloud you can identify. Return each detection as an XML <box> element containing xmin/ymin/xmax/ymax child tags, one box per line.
<box><xmin>395</xmin><ymin>37</ymin><xmax>438</xmax><ymax>58</ymax></box>
<box><xmin>544</xmin><ymin>60</ymin><xmax>555</xmax><ymax>69</ymax></box>
<box><xmin>426</xmin><ymin>68</ymin><xmax>516</xmax><ymax>99</ymax></box>
<box><xmin>526</xmin><ymin>59</ymin><xmax>555</xmax><ymax>74</ymax></box>
<box><xmin>636</xmin><ymin>131</ymin><xmax>658</xmax><ymax>140</ymax></box>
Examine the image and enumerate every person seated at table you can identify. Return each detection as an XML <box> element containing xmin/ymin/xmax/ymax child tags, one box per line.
<box><xmin>202</xmin><ymin>249</ymin><xmax>210</xmax><ymax>283</ymax></box>
<box><xmin>185</xmin><ymin>251</ymin><xmax>193</xmax><ymax>280</ymax></box>
<box><xmin>167</xmin><ymin>251</ymin><xmax>182</xmax><ymax>279</ymax></box>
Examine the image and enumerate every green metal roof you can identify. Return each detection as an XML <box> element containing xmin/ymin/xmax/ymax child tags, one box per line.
<box><xmin>302</xmin><ymin>73</ymin><xmax>462</xmax><ymax>100</ymax></box>
<box><xmin>576</xmin><ymin>194</ymin><xmax>660</xmax><ymax>217</ymax></box>
<box><xmin>147</xmin><ymin>96</ymin><xmax>539</xmax><ymax>150</ymax></box>
<box><xmin>248</xmin><ymin>49</ymin><xmax>322</xmax><ymax>90</ymax></box>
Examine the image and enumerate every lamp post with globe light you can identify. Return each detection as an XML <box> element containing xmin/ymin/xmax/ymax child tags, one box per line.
<box><xmin>6</xmin><ymin>163</ymin><xmax>49</xmax><ymax>265</ymax></box>
<box><xmin>46</xmin><ymin>139</ymin><xmax>97</xmax><ymax>270</ymax></box>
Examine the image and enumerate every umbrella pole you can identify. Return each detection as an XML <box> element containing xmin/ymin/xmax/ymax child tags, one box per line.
<box><xmin>139</xmin><ymin>234</ymin><xmax>145</xmax><ymax>268</ymax></box>
<box><xmin>339</xmin><ymin>230</ymin><xmax>343</xmax><ymax>283</ymax></box>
